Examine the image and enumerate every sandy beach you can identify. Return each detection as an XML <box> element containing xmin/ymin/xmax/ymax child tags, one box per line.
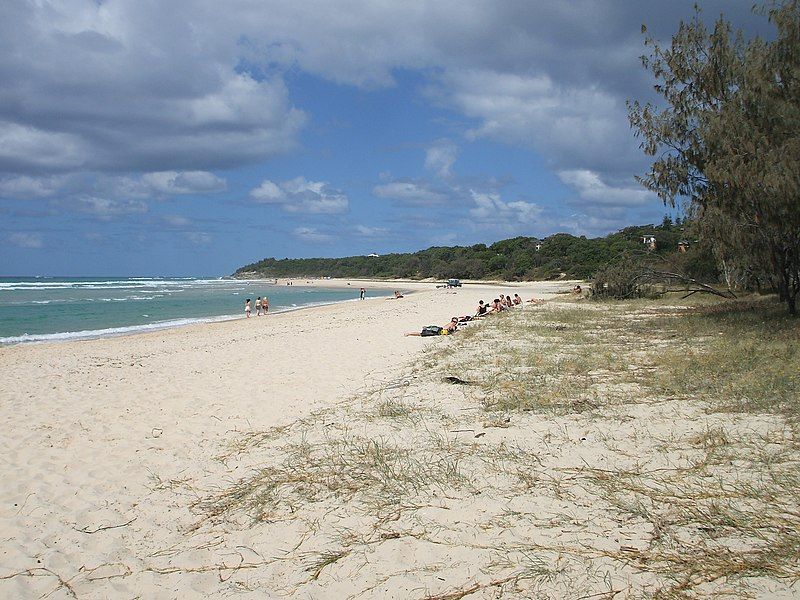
<box><xmin>0</xmin><ymin>279</ymin><xmax>564</xmax><ymax>598</ymax></box>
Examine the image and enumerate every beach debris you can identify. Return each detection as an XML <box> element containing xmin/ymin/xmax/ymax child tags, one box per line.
<box><xmin>74</xmin><ymin>517</ymin><xmax>137</xmax><ymax>534</ymax></box>
<box><xmin>442</xmin><ymin>376</ymin><xmax>474</xmax><ymax>385</ymax></box>
<box><xmin>384</xmin><ymin>379</ymin><xmax>411</xmax><ymax>390</ymax></box>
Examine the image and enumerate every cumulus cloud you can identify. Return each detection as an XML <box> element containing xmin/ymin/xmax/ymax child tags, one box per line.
<box><xmin>430</xmin><ymin>69</ymin><xmax>643</xmax><ymax>176</ymax></box>
<box><xmin>557</xmin><ymin>169</ymin><xmax>654</xmax><ymax>207</ymax></box>
<box><xmin>7</xmin><ymin>232</ymin><xmax>43</xmax><ymax>248</ymax></box>
<box><xmin>373</xmin><ymin>181</ymin><xmax>447</xmax><ymax>205</ymax></box>
<box><xmin>251</xmin><ymin>177</ymin><xmax>348</xmax><ymax>214</ymax></box>
<box><xmin>0</xmin><ymin>2</ymin><xmax>306</xmax><ymax>175</ymax></box>
<box><xmin>469</xmin><ymin>190</ymin><xmax>542</xmax><ymax>226</ymax></box>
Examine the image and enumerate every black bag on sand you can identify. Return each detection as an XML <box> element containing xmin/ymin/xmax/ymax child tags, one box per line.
<box><xmin>420</xmin><ymin>325</ymin><xmax>443</xmax><ymax>336</ymax></box>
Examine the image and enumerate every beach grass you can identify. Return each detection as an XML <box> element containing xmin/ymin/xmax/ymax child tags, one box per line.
<box><xmin>190</xmin><ymin>294</ymin><xmax>799</xmax><ymax>597</ymax></box>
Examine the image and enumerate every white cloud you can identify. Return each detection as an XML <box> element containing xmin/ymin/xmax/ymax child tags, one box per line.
<box><xmin>557</xmin><ymin>169</ymin><xmax>654</xmax><ymax>207</ymax></box>
<box><xmin>251</xmin><ymin>177</ymin><xmax>348</xmax><ymax>214</ymax></box>
<box><xmin>0</xmin><ymin>175</ymin><xmax>67</xmax><ymax>199</ymax></box>
<box><xmin>250</xmin><ymin>180</ymin><xmax>286</xmax><ymax>203</ymax></box>
<box><xmin>7</xmin><ymin>232</ymin><xmax>43</xmax><ymax>248</ymax></box>
<box><xmin>0</xmin><ymin>171</ymin><xmax>226</xmax><ymax>204</ymax></box>
<box><xmin>72</xmin><ymin>196</ymin><xmax>148</xmax><ymax>219</ymax></box>
<box><xmin>141</xmin><ymin>171</ymin><xmax>226</xmax><ymax>195</ymax></box>
<box><xmin>0</xmin><ymin>122</ymin><xmax>90</xmax><ymax>172</ymax></box>
<box><xmin>373</xmin><ymin>181</ymin><xmax>447</xmax><ymax>205</ymax></box>
<box><xmin>293</xmin><ymin>226</ymin><xmax>333</xmax><ymax>243</ymax></box>
<box><xmin>469</xmin><ymin>190</ymin><xmax>542</xmax><ymax>223</ymax></box>
<box><xmin>163</xmin><ymin>215</ymin><xmax>192</xmax><ymax>227</ymax></box>
<box><xmin>0</xmin><ymin>4</ymin><xmax>306</xmax><ymax>174</ymax></box>
<box><xmin>425</xmin><ymin>141</ymin><xmax>458</xmax><ymax>179</ymax></box>
<box><xmin>184</xmin><ymin>231</ymin><xmax>212</xmax><ymax>245</ymax></box>
<box><xmin>354</xmin><ymin>224</ymin><xmax>388</xmax><ymax>237</ymax></box>
<box><xmin>431</xmin><ymin>69</ymin><xmax>642</xmax><ymax>175</ymax></box>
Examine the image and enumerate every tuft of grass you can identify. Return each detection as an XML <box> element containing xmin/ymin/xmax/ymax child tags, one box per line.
<box><xmin>194</xmin><ymin>433</ymin><xmax>471</xmax><ymax>525</ymax></box>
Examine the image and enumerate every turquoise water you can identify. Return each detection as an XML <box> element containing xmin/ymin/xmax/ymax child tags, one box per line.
<box><xmin>0</xmin><ymin>277</ymin><xmax>387</xmax><ymax>344</ymax></box>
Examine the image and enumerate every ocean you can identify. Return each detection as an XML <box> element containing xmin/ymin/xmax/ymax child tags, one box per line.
<box><xmin>0</xmin><ymin>277</ymin><xmax>387</xmax><ymax>345</ymax></box>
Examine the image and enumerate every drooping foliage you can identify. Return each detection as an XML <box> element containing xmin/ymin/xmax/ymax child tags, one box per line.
<box><xmin>629</xmin><ymin>1</ymin><xmax>800</xmax><ymax>313</ymax></box>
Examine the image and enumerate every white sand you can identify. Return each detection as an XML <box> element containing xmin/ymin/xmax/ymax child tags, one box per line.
<box><xmin>0</xmin><ymin>280</ymin><xmax>565</xmax><ymax>599</ymax></box>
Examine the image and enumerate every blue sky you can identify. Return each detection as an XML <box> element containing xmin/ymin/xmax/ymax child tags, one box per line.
<box><xmin>0</xmin><ymin>1</ymin><xmax>770</xmax><ymax>276</ymax></box>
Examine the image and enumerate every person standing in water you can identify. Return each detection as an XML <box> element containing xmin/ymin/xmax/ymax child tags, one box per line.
<box><xmin>262</xmin><ymin>296</ymin><xmax>269</xmax><ymax>313</ymax></box>
<box><xmin>245</xmin><ymin>298</ymin><xmax>252</xmax><ymax>318</ymax></box>
<box><xmin>359</xmin><ymin>287</ymin><xmax>366</xmax><ymax>300</ymax></box>
<box><xmin>255</xmin><ymin>297</ymin><xmax>262</xmax><ymax>316</ymax></box>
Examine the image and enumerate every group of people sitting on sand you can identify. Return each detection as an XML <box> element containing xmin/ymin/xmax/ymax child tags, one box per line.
<box><xmin>406</xmin><ymin>291</ymin><xmax>541</xmax><ymax>336</ymax></box>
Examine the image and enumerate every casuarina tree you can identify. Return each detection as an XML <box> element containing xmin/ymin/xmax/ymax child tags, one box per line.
<box><xmin>629</xmin><ymin>1</ymin><xmax>800</xmax><ymax>314</ymax></box>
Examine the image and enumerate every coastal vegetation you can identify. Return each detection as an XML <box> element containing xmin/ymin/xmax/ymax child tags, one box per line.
<box><xmin>189</xmin><ymin>294</ymin><xmax>799</xmax><ymax>597</ymax></box>
<box><xmin>235</xmin><ymin>218</ymin><xmax>708</xmax><ymax>282</ymax></box>
<box><xmin>629</xmin><ymin>1</ymin><xmax>800</xmax><ymax>313</ymax></box>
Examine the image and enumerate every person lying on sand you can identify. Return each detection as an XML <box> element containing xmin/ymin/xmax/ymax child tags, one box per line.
<box><xmin>405</xmin><ymin>317</ymin><xmax>459</xmax><ymax>336</ymax></box>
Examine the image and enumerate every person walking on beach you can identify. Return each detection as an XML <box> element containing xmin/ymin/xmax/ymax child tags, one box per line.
<box><xmin>255</xmin><ymin>297</ymin><xmax>262</xmax><ymax>316</ymax></box>
<box><xmin>359</xmin><ymin>287</ymin><xmax>365</xmax><ymax>300</ymax></box>
<box><xmin>262</xmin><ymin>296</ymin><xmax>269</xmax><ymax>313</ymax></box>
<box><xmin>245</xmin><ymin>298</ymin><xmax>251</xmax><ymax>318</ymax></box>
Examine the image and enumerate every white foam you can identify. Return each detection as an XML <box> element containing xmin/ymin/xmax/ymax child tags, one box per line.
<box><xmin>0</xmin><ymin>314</ymin><xmax>241</xmax><ymax>345</ymax></box>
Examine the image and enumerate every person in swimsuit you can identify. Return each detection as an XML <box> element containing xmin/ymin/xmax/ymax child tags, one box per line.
<box><xmin>262</xmin><ymin>296</ymin><xmax>269</xmax><ymax>313</ymax></box>
<box><xmin>255</xmin><ymin>297</ymin><xmax>262</xmax><ymax>316</ymax></box>
<box><xmin>475</xmin><ymin>300</ymin><xmax>488</xmax><ymax>316</ymax></box>
<box><xmin>245</xmin><ymin>298</ymin><xmax>251</xmax><ymax>318</ymax></box>
<box><xmin>405</xmin><ymin>317</ymin><xmax>459</xmax><ymax>336</ymax></box>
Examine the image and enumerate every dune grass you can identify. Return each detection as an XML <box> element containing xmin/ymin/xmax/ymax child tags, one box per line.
<box><xmin>188</xmin><ymin>294</ymin><xmax>798</xmax><ymax>598</ymax></box>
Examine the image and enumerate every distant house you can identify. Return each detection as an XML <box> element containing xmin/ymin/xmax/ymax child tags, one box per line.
<box><xmin>678</xmin><ymin>240</ymin><xmax>690</xmax><ymax>253</ymax></box>
<box><xmin>367</xmin><ymin>253</ymin><xmax>379</xmax><ymax>258</ymax></box>
<box><xmin>642</xmin><ymin>235</ymin><xmax>657</xmax><ymax>250</ymax></box>
<box><xmin>534</xmin><ymin>243</ymin><xmax>543</xmax><ymax>251</ymax></box>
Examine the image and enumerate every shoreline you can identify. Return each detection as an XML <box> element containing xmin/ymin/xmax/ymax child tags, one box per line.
<box><xmin>0</xmin><ymin>278</ymin><xmax>573</xmax><ymax>348</ymax></box>
<box><xmin>0</xmin><ymin>280</ymin><xmax>565</xmax><ymax>597</ymax></box>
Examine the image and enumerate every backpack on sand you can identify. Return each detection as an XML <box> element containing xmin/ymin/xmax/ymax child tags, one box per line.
<box><xmin>420</xmin><ymin>325</ymin><xmax>444</xmax><ymax>336</ymax></box>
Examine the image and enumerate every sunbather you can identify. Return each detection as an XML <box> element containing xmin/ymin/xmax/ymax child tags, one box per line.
<box><xmin>405</xmin><ymin>317</ymin><xmax>459</xmax><ymax>336</ymax></box>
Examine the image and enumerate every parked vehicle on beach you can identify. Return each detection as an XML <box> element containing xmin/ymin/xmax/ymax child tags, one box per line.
<box><xmin>447</xmin><ymin>278</ymin><xmax>462</xmax><ymax>288</ymax></box>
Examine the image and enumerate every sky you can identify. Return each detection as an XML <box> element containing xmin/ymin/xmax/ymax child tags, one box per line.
<box><xmin>0</xmin><ymin>1</ymin><xmax>773</xmax><ymax>276</ymax></box>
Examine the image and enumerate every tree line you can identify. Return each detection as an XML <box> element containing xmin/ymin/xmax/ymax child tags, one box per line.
<box><xmin>234</xmin><ymin>218</ymin><xmax>709</xmax><ymax>282</ymax></box>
